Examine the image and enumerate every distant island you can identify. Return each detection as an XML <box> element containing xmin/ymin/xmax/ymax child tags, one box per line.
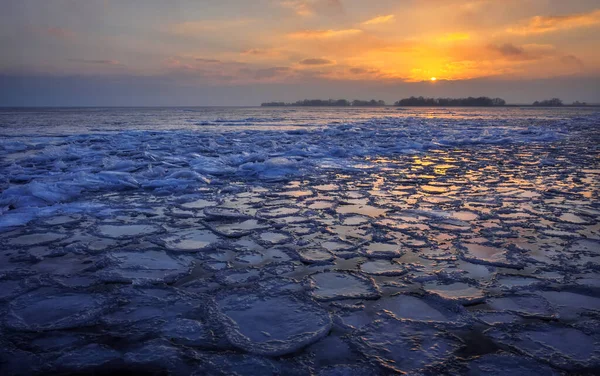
<box><xmin>261</xmin><ymin>97</ymin><xmax>595</xmax><ymax>107</ymax></box>
<box><xmin>394</xmin><ymin>96</ymin><xmax>506</xmax><ymax>106</ymax></box>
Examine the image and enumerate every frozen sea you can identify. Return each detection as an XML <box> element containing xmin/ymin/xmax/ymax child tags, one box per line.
<box><xmin>0</xmin><ymin>106</ymin><xmax>599</xmax><ymax>375</ymax></box>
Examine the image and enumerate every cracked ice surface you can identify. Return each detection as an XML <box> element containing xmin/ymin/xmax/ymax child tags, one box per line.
<box><xmin>0</xmin><ymin>107</ymin><xmax>599</xmax><ymax>374</ymax></box>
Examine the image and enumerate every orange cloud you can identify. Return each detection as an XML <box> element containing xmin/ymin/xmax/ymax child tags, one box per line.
<box><xmin>299</xmin><ymin>58</ymin><xmax>335</xmax><ymax>65</ymax></box>
<box><xmin>362</xmin><ymin>15</ymin><xmax>395</xmax><ymax>26</ymax></box>
<box><xmin>507</xmin><ymin>9</ymin><xmax>600</xmax><ymax>34</ymax></box>
<box><xmin>280</xmin><ymin>0</ymin><xmax>343</xmax><ymax>17</ymax></box>
<box><xmin>288</xmin><ymin>29</ymin><xmax>362</xmax><ymax>39</ymax></box>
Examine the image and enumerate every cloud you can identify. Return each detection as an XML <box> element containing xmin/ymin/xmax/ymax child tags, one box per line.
<box><xmin>46</xmin><ymin>27</ymin><xmax>76</xmax><ymax>40</ymax></box>
<box><xmin>280</xmin><ymin>0</ymin><xmax>343</xmax><ymax>17</ymax></box>
<box><xmin>288</xmin><ymin>29</ymin><xmax>363</xmax><ymax>39</ymax></box>
<box><xmin>196</xmin><ymin>58</ymin><xmax>222</xmax><ymax>63</ymax></box>
<box><xmin>507</xmin><ymin>9</ymin><xmax>600</xmax><ymax>35</ymax></box>
<box><xmin>299</xmin><ymin>58</ymin><xmax>334</xmax><ymax>65</ymax></box>
<box><xmin>560</xmin><ymin>55</ymin><xmax>585</xmax><ymax>70</ymax></box>
<box><xmin>362</xmin><ymin>15</ymin><xmax>395</xmax><ymax>26</ymax></box>
<box><xmin>348</xmin><ymin>67</ymin><xmax>380</xmax><ymax>75</ymax></box>
<box><xmin>68</xmin><ymin>59</ymin><xmax>123</xmax><ymax>66</ymax></box>
<box><xmin>242</xmin><ymin>49</ymin><xmax>269</xmax><ymax>55</ymax></box>
<box><xmin>487</xmin><ymin>43</ymin><xmax>556</xmax><ymax>61</ymax></box>
<box><xmin>489</xmin><ymin>43</ymin><xmax>526</xmax><ymax>57</ymax></box>
<box><xmin>167</xmin><ymin>19</ymin><xmax>253</xmax><ymax>35</ymax></box>
<box><xmin>251</xmin><ymin>66</ymin><xmax>292</xmax><ymax>79</ymax></box>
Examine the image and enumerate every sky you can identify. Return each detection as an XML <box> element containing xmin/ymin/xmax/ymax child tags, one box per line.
<box><xmin>1</xmin><ymin>0</ymin><xmax>600</xmax><ymax>106</ymax></box>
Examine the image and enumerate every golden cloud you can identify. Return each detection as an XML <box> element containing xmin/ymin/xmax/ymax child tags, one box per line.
<box><xmin>288</xmin><ymin>29</ymin><xmax>363</xmax><ymax>39</ymax></box>
<box><xmin>362</xmin><ymin>15</ymin><xmax>395</xmax><ymax>26</ymax></box>
<box><xmin>507</xmin><ymin>9</ymin><xmax>600</xmax><ymax>34</ymax></box>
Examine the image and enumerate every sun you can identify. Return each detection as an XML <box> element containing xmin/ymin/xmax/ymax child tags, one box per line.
<box><xmin>430</xmin><ymin>77</ymin><xmax>437</xmax><ymax>81</ymax></box>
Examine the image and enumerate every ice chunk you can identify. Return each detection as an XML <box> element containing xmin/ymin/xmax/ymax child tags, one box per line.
<box><xmin>160</xmin><ymin>229</ymin><xmax>221</xmax><ymax>252</ymax></box>
<box><xmin>540</xmin><ymin>291</ymin><xmax>600</xmax><ymax>319</ymax></box>
<box><xmin>209</xmin><ymin>219</ymin><xmax>268</xmax><ymax>238</ymax></box>
<box><xmin>297</xmin><ymin>247</ymin><xmax>335</xmax><ymax>264</ymax></box>
<box><xmin>360</xmin><ymin>259</ymin><xmax>408</xmax><ymax>276</ymax></box>
<box><xmin>8</xmin><ymin>232</ymin><xmax>66</xmax><ymax>246</ymax></box>
<box><xmin>352</xmin><ymin>319</ymin><xmax>462</xmax><ymax>373</ymax></box>
<box><xmin>423</xmin><ymin>282</ymin><xmax>485</xmax><ymax>304</ymax></box>
<box><xmin>373</xmin><ymin>293</ymin><xmax>470</xmax><ymax>325</ymax></box>
<box><xmin>467</xmin><ymin>353</ymin><xmax>561</xmax><ymax>376</ymax></box>
<box><xmin>199</xmin><ymin>353</ymin><xmax>281</xmax><ymax>375</ymax></box>
<box><xmin>486</xmin><ymin>324</ymin><xmax>600</xmax><ymax>370</ymax></box>
<box><xmin>160</xmin><ymin>318</ymin><xmax>212</xmax><ymax>347</ymax></box>
<box><xmin>53</xmin><ymin>344</ymin><xmax>121</xmax><ymax>372</ymax></box>
<box><xmin>203</xmin><ymin>206</ymin><xmax>251</xmax><ymax>220</ymax></box>
<box><xmin>363</xmin><ymin>242</ymin><xmax>403</xmax><ymax>259</ymax></box>
<box><xmin>460</xmin><ymin>243</ymin><xmax>522</xmax><ymax>268</ymax></box>
<box><xmin>102</xmin><ymin>251</ymin><xmax>194</xmax><ymax>284</ymax></box>
<box><xmin>214</xmin><ymin>292</ymin><xmax>332</xmax><ymax>356</ymax></box>
<box><xmin>97</xmin><ymin>224</ymin><xmax>162</xmax><ymax>238</ymax></box>
<box><xmin>6</xmin><ymin>288</ymin><xmax>112</xmax><ymax>331</ymax></box>
<box><xmin>485</xmin><ymin>295</ymin><xmax>555</xmax><ymax>318</ymax></box>
<box><xmin>309</xmin><ymin>271</ymin><xmax>380</xmax><ymax>301</ymax></box>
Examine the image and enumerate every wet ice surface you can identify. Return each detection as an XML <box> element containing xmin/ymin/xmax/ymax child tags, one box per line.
<box><xmin>1</xmin><ymin>107</ymin><xmax>600</xmax><ymax>374</ymax></box>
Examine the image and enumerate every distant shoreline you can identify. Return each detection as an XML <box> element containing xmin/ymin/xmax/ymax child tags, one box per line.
<box><xmin>261</xmin><ymin>97</ymin><xmax>598</xmax><ymax>108</ymax></box>
<box><xmin>260</xmin><ymin>104</ymin><xmax>600</xmax><ymax>108</ymax></box>
<box><xmin>1</xmin><ymin>104</ymin><xmax>599</xmax><ymax>109</ymax></box>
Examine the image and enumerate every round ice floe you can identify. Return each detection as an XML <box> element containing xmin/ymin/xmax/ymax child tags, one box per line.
<box><xmin>540</xmin><ymin>290</ymin><xmax>600</xmax><ymax>320</ymax></box>
<box><xmin>297</xmin><ymin>247</ymin><xmax>335</xmax><ymax>264</ymax></box>
<box><xmin>97</xmin><ymin>224</ymin><xmax>162</xmax><ymax>239</ymax></box>
<box><xmin>215</xmin><ymin>268</ymin><xmax>262</xmax><ymax>285</ymax></box>
<box><xmin>459</xmin><ymin>243</ymin><xmax>522</xmax><ymax>268</ymax></box>
<box><xmin>473</xmin><ymin>311</ymin><xmax>523</xmax><ymax>326</ymax></box>
<box><xmin>6</xmin><ymin>288</ymin><xmax>111</xmax><ymax>331</ymax></box>
<box><xmin>124</xmin><ymin>339</ymin><xmax>187</xmax><ymax>373</ymax></box>
<box><xmin>351</xmin><ymin>319</ymin><xmax>462</xmax><ymax>373</ymax></box>
<box><xmin>486</xmin><ymin>324</ymin><xmax>600</xmax><ymax>370</ymax></box>
<box><xmin>161</xmin><ymin>229</ymin><xmax>221</xmax><ymax>252</ymax></box>
<box><xmin>257</xmin><ymin>206</ymin><xmax>301</xmax><ymax>218</ymax></box>
<box><xmin>309</xmin><ymin>271</ymin><xmax>380</xmax><ymax>301</ymax></box>
<box><xmin>363</xmin><ymin>242</ymin><xmax>404</xmax><ymax>259</ymax></box>
<box><xmin>258</xmin><ymin>231</ymin><xmax>291</xmax><ymax>245</ymax></box>
<box><xmin>203</xmin><ymin>206</ymin><xmax>252</xmax><ymax>220</ymax></box>
<box><xmin>373</xmin><ymin>293</ymin><xmax>471</xmax><ymax>326</ymax></box>
<box><xmin>485</xmin><ymin>295</ymin><xmax>555</xmax><ymax>318</ymax></box>
<box><xmin>160</xmin><ymin>318</ymin><xmax>212</xmax><ymax>347</ymax></box>
<box><xmin>214</xmin><ymin>292</ymin><xmax>332</xmax><ymax>356</ymax></box>
<box><xmin>420</xmin><ymin>185</ymin><xmax>449</xmax><ymax>194</ymax></box>
<box><xmin>209</xmin><ymin>219</ymin><xmax>268</xmax><ymax>238</ymax></box>
<box><xmin>360</xmin><ymin>259</ymin><xmax>408</xmax><ymax>276</ymax></box>
<box><xmin>423</xmin><ymin>282</ymin><xmax>485</xmax><ymax>304</ymax></box>
<box><xmin>493</xmin><ymin>274</ymin><xmax>546</xmax><ymax>291</ymax></box>
<box><xmin>198</xmin><ymin>353</ymin><xmax>280</xmax><ymax>375</ymax></box>
<box><xmin>467</xmin><ymin>353</ymin><xmax>561</xmax><ymax>376</ymax></box>
<box><xmin>53</xmin><ymin>344</ymin><xmax>121</xmax><ymax>372</ymax></box>
<box><xmin>318</xmin><ymin>364</ymin><xmax>382</xmax><ymax>376</ymax></box>
<box><xmin>568</xmin><ymin>239</ymin><xmax>600</xmax><ymax>254</ymax></box>
<box><xmin>101</xmin><ymin>251</ymin><xmax>195</xmax><ymax>284</ymax></box>
<box><xmin>7</xmin><ymin>232</ymin><xmax>67</xmax><ymax>246</ymax></box>
<box><xmin>0</xmin><ymin>278</ymin><xmax>29</xmax><ymax>302</ymax></box>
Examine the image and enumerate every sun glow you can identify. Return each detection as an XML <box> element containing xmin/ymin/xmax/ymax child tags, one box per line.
<box><xmin>430</xmin><ymin>77</ymin><xmax>437</xmax><ymax>81</ymax></box>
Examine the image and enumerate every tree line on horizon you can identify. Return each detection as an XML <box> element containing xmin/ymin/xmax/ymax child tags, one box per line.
<box><xmin>261</xmin><ymin>97</ymin><xmax>591</xmax><ymax>107</ymax></box>
<box><xmin>261</xmin><ymin>99</ymin><xmax>386</xmax><ymax>107</ymax></box>
<box><xmin>394</xmin><ymin>96</ymin><xmax>506</xmax><ymax>106</ymax></box>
